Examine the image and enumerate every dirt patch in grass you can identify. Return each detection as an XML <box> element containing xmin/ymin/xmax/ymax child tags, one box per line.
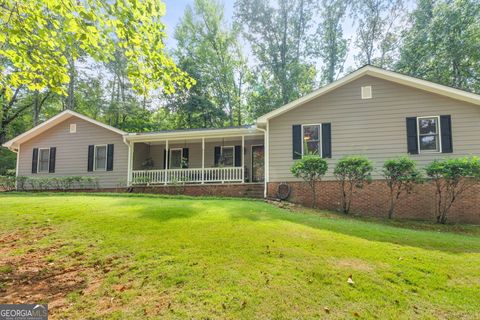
<box><xmin>0</xmin><ymin>228</ymin><xmax>115</xmax><ymax>316</ymax></box>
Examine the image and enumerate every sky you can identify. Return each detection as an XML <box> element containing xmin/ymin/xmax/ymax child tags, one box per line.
<box><xmin>162</xmin><ymin>0</ymin><xmax>415</xmax><ymax>74</ymax></box>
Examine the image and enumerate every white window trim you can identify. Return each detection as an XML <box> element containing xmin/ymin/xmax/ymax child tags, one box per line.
<box><xmin>417</xmin><ymin>116</ymin><xmax>442</xmax><ymax>154</ymax></box>
<box><xmin>169</xmin><ymin>148</ymin><xmax>183</xmax><ymax>169</ymax></box>
<box><xmin>37</xmin><ymin>148</ymin><xmax>50</xmax><ymax>173</ymax></box>
<box><xmin>301</xmin><ymin>124</ymin><xmax>322</xmax><ymax>157</ymax></box>
<box><xmin>93</xmin><ymin>144</ymin><xmax>108</xmax><ymax>171</ymax></box>
<box><xmin>221</xmin><ymin>146</ymin><xmax>235</xmax><ymax>167</ymax></box>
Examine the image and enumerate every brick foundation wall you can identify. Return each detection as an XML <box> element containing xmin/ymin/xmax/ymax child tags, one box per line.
<box><xmin>131</xmin><ymin>183</ymin><xmax>264</xmax><ymax>198</ymax></box>
<box><xmin>268</xmin><ymin>180</ymin><xmax>480</xmax><ymax>224</ymax></box>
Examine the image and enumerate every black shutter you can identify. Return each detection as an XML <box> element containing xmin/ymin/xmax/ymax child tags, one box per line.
<box><xmin>292</xmin><ymin>125</ymin><xmax>302</xmax><ymax>159</ymax></box>
<box><xmin>49</xmin><ymin>147</ymin><xmax>56</xmax><ymax>173</ymax></box>
<box><xmin>406</xmin><ymin>117</ymin><xmax>418</xmax><ymax>155</ymax></box>
<box><xmin>214</xmin><ymin>146</ymin><xmax>221</xmax><ymax>166</ymax></box>
<box><xmin>107</xmin><ymin>144</ymin><xmax>114</xmax><ymax>171</ymax></box>
<box><xmin>182</xmin><ymin>148</ymin><xmax>189</xmax><ymax>168</ymax></box>
<box><xmin>234</xmin><ymin>145</ymin><xmax>242</xmax><ymax>167</ymax></box>
<box><xmin>87</xmin><ymin>145</ymin><xmax>94</xmax><ymax>172</ymax></box>
<box><xmin>440</xmin><ymin>115</ymin><xmax>453</xmax><ymax>153</ymax></box>
<box><xmin>163</xmin><ymin>149</ymin><xmax>167</xmax><ymax>169</ymax></box>
<box><xmin>321</xmin><ymin>123</ymin><xmax>332</xmax><ymax>158</ymax></box>
<box><xmin>32</xmin><ymin>148</ymin><xmax>38</xmax><ymax>174</ymax></box>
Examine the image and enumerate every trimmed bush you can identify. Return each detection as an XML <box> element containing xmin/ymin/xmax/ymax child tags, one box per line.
<box><xmin>334</xmin><ymin>155</ymin><xmax>373</xmax><ymax>214</ymax></box>
<box><xmin>382</xmin><ymin>156</ymin><xmax>422</xmax><ymax>219</ymax></box>
<box><xmin>0</xmin><ymin>176</ymin><xmax>16</xmax><ymax>191</ymax></box>
<box><xmin>6</xmin><ymin>176</ymin><xmax>101</xmax><ymax>191</ymax></box>
<box><xmin>425</xmin><ymin>157</ymin><xmax>480</xmax><ymax>224</ymax></box>
<box><xmin>291</xmin><ymin>155</ymin><xmax>328</xmax><ymax>208</ymax></box>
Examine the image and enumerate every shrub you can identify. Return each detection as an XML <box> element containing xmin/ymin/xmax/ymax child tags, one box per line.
<box><xmin>0</xmin><ymin>176</ymin><xmax>16</xmax><ymax>191</ymax></box>
<box><xmin>334</xmin><ymin>155</ymin><xmax>373</xmax><ymax>214</ymax></box>
<box><xmin>290</xmin><ymin>155</ymin><xmax>328</xmax><ymax>208</ymax></box>
<box><xmin>81</xmin><ymin>176</ymin><xmax>99</xmax><ymax>189</ymax></box>
<box><xmin>382</xmin><ymin>157</ymin><xmax>422</xmax><ymax>219</ymax></box>
<box><xmin>425</xmin><ymin>157</ymin><xmax>480</xmax><ymax>224</ymax></box>
<box><xmin>16</xmin><ymin>176</ymin><xmax>28</xmax><ymax>191</ymax></box>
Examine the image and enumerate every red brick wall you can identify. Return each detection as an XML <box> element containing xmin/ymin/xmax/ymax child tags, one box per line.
<box><xmin>132</xmin><ymin>183</ymin><xmax>264</xmax><ymax>198</ymax></box>
<box><xmin>268</xmin><ymin>180</ymin><xmax>480</xmax><ymax>224</ymax></box>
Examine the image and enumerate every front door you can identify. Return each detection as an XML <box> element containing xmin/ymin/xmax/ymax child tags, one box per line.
<box><xmin>251</xmin><ymin>145</ymin><xmax>265</xmax><ymax>182</ymax></box>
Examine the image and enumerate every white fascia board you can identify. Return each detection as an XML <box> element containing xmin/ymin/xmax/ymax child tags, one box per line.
<box><xmin>124</xmin><ymin>127</ymin><xmax>263</xmax><ymax>143</ymax></box>
<box><xmin>3</xmin><ymin>110</ymin><xmax>126</xmax><ymax>150</ymax></box>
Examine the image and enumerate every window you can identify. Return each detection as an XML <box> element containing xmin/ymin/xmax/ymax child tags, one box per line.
<box><xmin>169</xmin><ymin>149</ymin><xmax>182</xmax><ymax>169</ymax></box>
<box><xmin>417</xmin><ymin>116</ymin><xmax>441</xmax><ymax>153</ymax></box>
<box><xmin>221</xmin><ymin>146</ymin><xmax>234</xmax><ymax>167</ymax></box>
<box><xmin>94</xmin><ymin>145</ymin><xmax>107</xmax><ymax>171</ymax></box>
<box><xmin>38</xmin><ymin>148</ymin><xmax>50</xmax><ymax>173</ymax></box>
<box><xmin>70</xmin><ymin>123</ymin><xmax>76</xmax><ymax>133</ymax></box>
<box><xmin>302</xmin><ymin>124</ymin><xmax>321</xmax><ymax>156</ymax></box>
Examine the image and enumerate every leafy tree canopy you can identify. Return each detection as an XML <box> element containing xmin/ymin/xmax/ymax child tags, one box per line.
<box><xmin>0</xmin><ymin>0</ymin><xmax>195</xmax><ymax>100</ymax></box>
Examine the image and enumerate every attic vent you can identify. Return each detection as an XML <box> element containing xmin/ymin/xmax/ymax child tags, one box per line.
<box><xmin>361</xmin><ymin>86</ymin><xmax>372</xmax><ymax>99</ymax></box>
<box><xmin>70</xmin><ymin>123</ymin><xmax>77</xmax><ymax>133</ymax></box>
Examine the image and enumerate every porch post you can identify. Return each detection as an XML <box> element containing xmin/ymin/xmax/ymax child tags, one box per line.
<box><xmin>165</xmin><ymin>140</ymin><xmax>169</xmax><ymax>185</ymax></box>
<box><xmin>201</xmin><ymin>137</ymin><xmax>205</xmax><ymax>184</ymax></box>
<box><xmin>127</xmin><ymin>142</ymin><xmax>134</xmax><ymax>186</ymax></box>
<box><xmin>241</xmin><ymin>135</ymin><xmax>245</xmax><ymax>183</ymax></box>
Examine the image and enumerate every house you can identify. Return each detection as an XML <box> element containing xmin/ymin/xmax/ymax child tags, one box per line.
<box><xmin>4</xmin><ymin>65</ymin><xmax>480</xmax><ymax>222</ymax></box>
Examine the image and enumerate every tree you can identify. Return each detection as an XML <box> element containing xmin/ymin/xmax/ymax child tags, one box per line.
<box><xmin>382</xmin><ymin>156</ymin><xmax>422</xmax><ymax>219</ymax></box>
<box><xmin>0</xmin><ymin>0</ymin><xmax>194</xmax><ymax>143</ymax></box>
<box><xmin>396</xmin><ymin>0</ymin><xmax>480</xmax><ymax>92</ymax></box>
<box><xmin>173</xmin><ymin>0</ymin><xmax>246</xmax><ymax>127</ymax></box>
<box><xmin>235</xmin><ymin>0</ymin><xmax>317</xmax><ymax>114</ymax></box>
<box><xmin>291</xmin><ymin>155</ymin><xmax>328</xmax><ymax>208</ymax></box>
<box><xmin>313</xmin><ymin>0</ymin><xmax>348</xmax><ymax>84</ymax></box>
<box><xmin>334</xmin><ymin>155</ymin><xmax>373</xmax><ymax>214</ymax></box>
<box><xmin>351</xmin><ymin>0</ymin><xmax>405</xmax><ymax>68</ymax></box>
<box><xmin>425</xmin><ymin>157</ymin><xmax>480</xmax><ymax>224</ymax></box>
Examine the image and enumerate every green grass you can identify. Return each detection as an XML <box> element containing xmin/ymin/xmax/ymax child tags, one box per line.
<box><xmin>1</xmin><ymin>193</ymin><xmax>479</xmax><ymax>319</ymax></box>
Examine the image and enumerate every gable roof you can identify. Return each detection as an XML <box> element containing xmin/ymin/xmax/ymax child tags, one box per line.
<box><xmin>256</xmin><ymin>65</ymin><xmax>480</xmax><ymax>125</ymax></box>
<box><xmin>3</xmin><ymin>110</ymin><xmax>126</xmax><ymax>151</ymax></box>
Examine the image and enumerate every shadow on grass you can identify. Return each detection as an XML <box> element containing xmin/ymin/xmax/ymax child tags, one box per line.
<box><xmin>3</xmin><ymin>192</ymin><xmax>479</xmax><ymax>254</ymax></box>
<box><xmin>227</xmin><ymin>204</ymin><xmax>480</xmax><ymax>254</ymax></box>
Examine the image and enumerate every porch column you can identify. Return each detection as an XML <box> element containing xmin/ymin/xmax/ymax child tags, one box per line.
<box><xmin>127</xmin><ymin>142</ymin><xmax>134</xmax><ymax>186</ymax></box>
<box><xmin>241</xmin><ymin>135</ymin><xmax>245</xmax><ymax>183</ymax></box>
<box><xmin>165</xmin><ymin>140</ymin><xmax>169</xmax><ymax>185</ymax></box>
<box><xmin>201</xmin><ymin>137</ymin><xmax>205</xmax><ymax>184</ymax></box>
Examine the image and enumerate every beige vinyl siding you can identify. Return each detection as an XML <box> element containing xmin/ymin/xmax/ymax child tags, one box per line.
<box><xmin>268</xmin><ymin>75</ymin><xmax>480</xmax><ymax>182</ymax></box>
<box><xmin>18</xmin><ymin>116</ymin><xmax>128</xmax><ymax>188</ymax></box>
<box><xmin>132</xmin><ymin>139</ymin><xmax>264</xmax><ymax>181</ymax></box>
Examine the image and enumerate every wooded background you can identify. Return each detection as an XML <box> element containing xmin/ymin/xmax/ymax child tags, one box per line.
<box><xmin>1</xmin><ymin>0</ymin><xmax>479</xmax><ymax>173</ymax></box>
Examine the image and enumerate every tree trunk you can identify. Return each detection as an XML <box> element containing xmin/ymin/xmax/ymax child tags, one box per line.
<box><xmin>33</xmin><ymin>90</ymin><xmax>40</xmax><ymax>126</ymax></box>
<box><xmin>388</xmin><ymin>197</ymin><xmax>395</xmax><ymax>219</ymax></box>
<box><xmin>0</xmin><ymin>127</ymin><xmax>6</xmax><ymax>145</ymax></box>
<box><xmin>311</xmin><ymin>181</ymin><xmax>317</xmax><ymax>208</ymax></box>
<box><xmin>65</xmin><ymin>56</ymin><xmax>76</xmax><ymax>110</ymax></box>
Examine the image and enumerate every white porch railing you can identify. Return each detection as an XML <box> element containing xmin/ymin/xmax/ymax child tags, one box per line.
<box><xmin>132</xmin><ymin>167</ymin><xmax>243</xmax><ymax>185</ymax></box>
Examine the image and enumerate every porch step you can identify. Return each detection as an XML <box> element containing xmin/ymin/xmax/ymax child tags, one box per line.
<box><xmin>243</xmin><ymin>184</ymin><xmax>265</xmax><ymax>198</ymax></box>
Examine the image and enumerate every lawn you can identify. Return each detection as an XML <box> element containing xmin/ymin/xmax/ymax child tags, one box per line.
<box><xmin>0</xmin><ymin>193</ymin><xmax>479</xmax><ymax>319</ymax></box>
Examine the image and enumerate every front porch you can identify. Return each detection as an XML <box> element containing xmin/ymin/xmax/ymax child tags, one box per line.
<box><xmin>126</xmin><ymin>127</ymin><xmax>265</xmax><ymax>186</ymax></box>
